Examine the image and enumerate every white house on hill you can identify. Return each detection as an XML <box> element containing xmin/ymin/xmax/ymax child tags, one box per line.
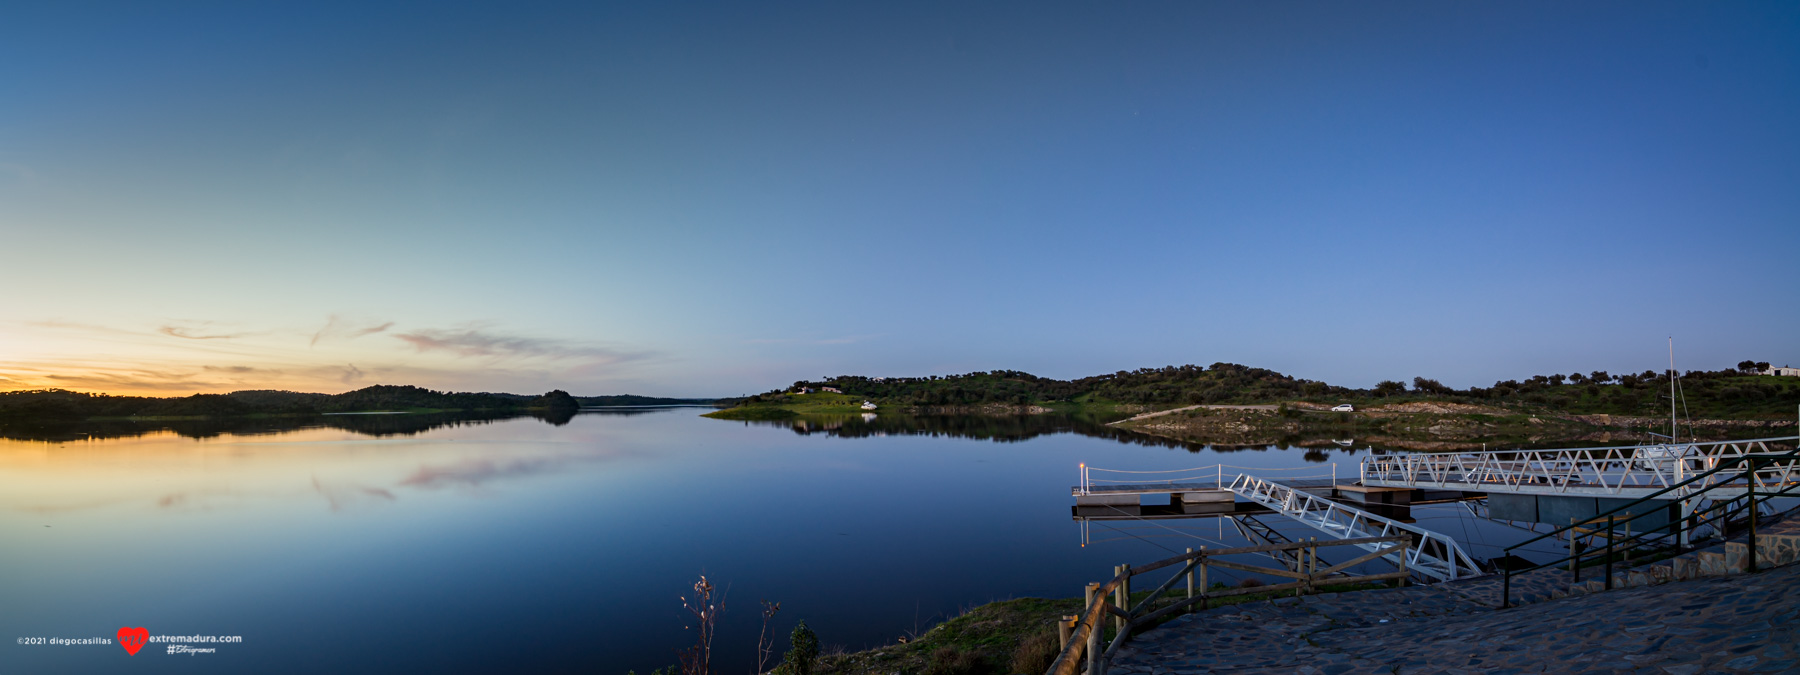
<box><xmin>1763</xmin><ymin>365</ymin><xmax>1800</xmax><ymax>377</ymax></box>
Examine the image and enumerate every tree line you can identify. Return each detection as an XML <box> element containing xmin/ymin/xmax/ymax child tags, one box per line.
<box><xmin>0</xmin><ymin>385</ymin><xmax>610</xmax><ymax>420</ymax></box>
<box><xmin>745</xmin><ymin>360</ymin><xmax>1800</xmax><ymax>418</ymax></box>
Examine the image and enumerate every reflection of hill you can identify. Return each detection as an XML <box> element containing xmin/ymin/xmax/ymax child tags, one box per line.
<box><xmin>736</xmin><ymin>413</ymin><xmax>1223</xmax><ymax>450</ymax></box>
<box><xmin>733</xmin><ymin>413</ymin><xmax>1390</xmax><ymax>460</ymax></box>
<box><xmin>0</xmin><ymin>409</ymin><xmax>604</xmax><ymax>443</ymax></box>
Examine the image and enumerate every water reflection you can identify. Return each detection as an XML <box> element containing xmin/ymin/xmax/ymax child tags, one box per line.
<box><xmin>731</xmin><ymin>412</ymin><xmax>1378</xmax><ymax>460</ymax></box>
<box><xmin>0</xmin><ymin>405</ymin><xmax>688</xmax><ymax>443</ymax></box>
<box><xmin>0</xmin><ymin>407</ymin><xmax>1544</xmax><ymax>673</ymax></box>
<box><xmin>0</xmin><ymin>419</ymin><xmax>639</xmax><ymax>518</ymax></box>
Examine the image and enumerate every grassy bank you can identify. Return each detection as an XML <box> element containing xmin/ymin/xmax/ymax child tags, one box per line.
<box><xmin>812</xmin><ymin>581</ymin><xmax>1392</xmax><ymax>675</ymax></box>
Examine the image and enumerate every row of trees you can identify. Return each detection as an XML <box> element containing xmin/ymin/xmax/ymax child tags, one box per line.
<box><xmin>0</xmin><ymin>385</ymin><xmax>587</xmax><ymax>420</ymax></box>
<box><xmin>748</xmin><ymin>361</ymin><xmax>1798</xmax><ymax>418</ymax></box>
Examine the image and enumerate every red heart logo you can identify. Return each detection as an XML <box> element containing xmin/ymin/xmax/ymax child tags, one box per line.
<box><xmin>117</xmin><ymin>627</ymin><xmax>147</xmax><ymax>656</ymax></box>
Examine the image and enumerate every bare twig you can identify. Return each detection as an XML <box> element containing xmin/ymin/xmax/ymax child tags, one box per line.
<box><xmin>756</xmin><ymin>600</ymin><xmax>781</xmax><ymax>674</ymax></box>
<box><xmin>679</xmin><ymin>576</ymin><xmax>724</xmax><ymax>675</ymax></box>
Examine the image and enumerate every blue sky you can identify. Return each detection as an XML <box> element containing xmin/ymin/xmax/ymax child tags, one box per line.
<box><xmin>1</xmin><ymin>2</ymin><xmax>1796</xmax><ymax>396</ymax></box>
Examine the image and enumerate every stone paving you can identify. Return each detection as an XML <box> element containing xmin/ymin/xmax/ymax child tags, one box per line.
<box><xmin>1111</xmin><ymin>539</ymin><xmax>1800</xmax><ymax>674</ymax></box>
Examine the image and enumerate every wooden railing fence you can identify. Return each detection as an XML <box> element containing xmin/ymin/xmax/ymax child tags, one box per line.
<box><xmin>1045</xmin><ymin>535</ymin><xmax>1412</xmax><ymax>675</ymax></box>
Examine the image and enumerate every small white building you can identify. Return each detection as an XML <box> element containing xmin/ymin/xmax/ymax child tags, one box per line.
<box><xmin>1762</xmin><ymin>365</ymin><xmax>1800</xmax><ymax>377</ymax></box>
<box><xmin>821</xmin><ymin>386</ymin><xmax>842</xmax><ymax>394</ymax></box>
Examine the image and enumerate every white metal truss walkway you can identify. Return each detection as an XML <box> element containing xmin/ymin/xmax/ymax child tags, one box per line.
<box><xmin>1226</xmin><ymin>473</ymin><xmax>1484</xmax><ymax>582</ymax></box>
<box><xmin>1359</xmin><ymin>436</ymin><xmax>1800</xmax><ymax>499</ymax></box>
<box><xmin>1069</xmin><ymin>463</ymin><xmax>1484</xmax><ymax>582</ymax></box>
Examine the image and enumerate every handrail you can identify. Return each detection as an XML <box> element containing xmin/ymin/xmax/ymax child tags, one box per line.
<box><xmin>1078</xmin><ymin>463</ymin><xmax>1340</xmax><ymax>495</ymax></box>
<box><xmin>1360</xmin><ymin>436</ymin><xmax>1799</xmax><ymax>498</ymax></box>
<box><xmin>1229</xmin><ymin>472</ymin><xmax>1482</xmax><ymax>581</ymax></box>
<box><xmin>1379</xmin><ymin>434</ymin><xmax>1800</xmax><ymax>457</ymax></box>
<box><xmin>1498</xmin><ymin>445</ymin><xmax>1800</xmax><ymax>608</ymax></box>
<box><xmin>1045</xmin><ymin>535</ymin><xmax>1410</xmax><ymax>675</ymax></box>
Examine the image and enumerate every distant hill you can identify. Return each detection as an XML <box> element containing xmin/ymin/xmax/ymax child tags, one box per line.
<box><xmin>0</xmin><ymin>385</ymin><xmax>719</xmax><ymax>420</ymax></box>
<box><xmin>744</xmin><ymin>362</ymin><xmax>1800</xmax><ymax>419</ymax></box>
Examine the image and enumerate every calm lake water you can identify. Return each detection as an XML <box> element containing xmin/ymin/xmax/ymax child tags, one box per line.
<box><xmin>0</xmin><ymin>408</ymin><xmax>1544</xmax><ymax>673</ymax></box>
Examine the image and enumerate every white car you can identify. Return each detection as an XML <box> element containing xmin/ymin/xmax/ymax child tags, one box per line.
<box><xmin>1331</xmin><ymin>404</ymin><xmax>1355</xmax><ymax>412</ymax></box>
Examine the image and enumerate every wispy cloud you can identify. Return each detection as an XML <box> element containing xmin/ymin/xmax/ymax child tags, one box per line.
<box><xmin>339</xmin><ymin>364</ymin><xmax>364</xmax><ymax>385</ymax></box>
<box><xmin>202</xmin><ymin>365</ymin><xmax>280</xmax><ymax>375</ymax></box>
<box><xmin>310</xmin><ymin>315</ymin><xmax>394</xmax><ymax>347</ymax></box>
<box><xmin>159</xmin><ymin>322</ymin><xmax>248</xmax><ymax>340</ymax></box>
<box><xmin>36</xmin><ymin>369</ymin><xmax>228</xmax><ymax>392</ymax></box>
<box><xmin>393</xmin><ymin>326</ymin><xmax>649</xmax><ymax>363</ymax></box>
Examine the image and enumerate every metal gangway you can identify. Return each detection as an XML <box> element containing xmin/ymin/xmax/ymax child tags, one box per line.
<box><xmin>1073</xmin><ymin>464</ymin><xmax>1483</xmax><ymax>582</ymax></box>
<box><xmin>1227</xmin><ymin>473</ymin><xmax>1483</xmax><ymax>581</ymax></box>
<box><xmin>1359</xmin><ymin>436</ymin><xmax>1800</xmax><ymax>499</ymax></box>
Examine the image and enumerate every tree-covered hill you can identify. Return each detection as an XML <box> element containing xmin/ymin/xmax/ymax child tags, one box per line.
<box><xmin>744</xmin><ymin>362</ymin><xmax>1800</xmax><ymax>419</ymax></box>
<box><xmin>0</xmin><ymin>385</ymin><xmax>713</xmax><ymax>420</ymax></box>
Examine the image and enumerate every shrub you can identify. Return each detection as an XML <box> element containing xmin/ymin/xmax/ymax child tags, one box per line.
<box><xmin>922</xmin><ymin>647</ymin><xmax>983</xmax><ymax>675</ymax></box>
<box><xmin>776</xmin><ymin>621</ymin><xmax>819</xmax><ymax>675</ymax></box>
<box><xmin>1235</xmin><ymin>576</ymin><xmax>1265</xmax><ymax>589</ymax></box>
<box><xmin>1010</xmin><ymin>631</ymin><xmax>1060</xmax><ymax>673</ymax></box>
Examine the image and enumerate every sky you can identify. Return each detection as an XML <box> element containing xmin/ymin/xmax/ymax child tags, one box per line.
<box><xmin>2</xmin><ymin>2</ymin><xmax>1797</xmax><ymax>397</ymax></box>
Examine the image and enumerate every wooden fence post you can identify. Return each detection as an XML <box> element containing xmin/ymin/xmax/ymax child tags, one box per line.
<box><xmin>1306</xmin><ymin>537</ymin><xmax>1318</xmax><ymax>595</ymax></box>
<box><xmin>1058</xmin><ymin>615</ymin><xmax>1074</xmax><ymax>650</ymax></box>
<box><xmin>1184</xmin><ymin>547</ymin><xmax>1195</xmax><ymax>612</ymax></box>
<box><xmin>1110</xmin><ymin>565</ymin><xmax>1121</xmax><ymax>636</ymax></box>
<box><xmin>1394</xmin><ymin>541</ymin><xmax>1409</xmax><ymax>587</ymax></box>
<box><xmin>1115</xmin><ymin>564</ymin><xmax>1131</xmax><ymax>633</ymax></box>
<box><xmin>1199</xmin><ymin>552</ymin><xmax>1209</xmax><ymax>610</ymax></box>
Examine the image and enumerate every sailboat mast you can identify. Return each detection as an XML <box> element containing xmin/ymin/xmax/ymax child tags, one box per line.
<box><xmin>1668</xmin><ymin>337</ymin><xmax>1677</xmax><ymax>442</ymax></box>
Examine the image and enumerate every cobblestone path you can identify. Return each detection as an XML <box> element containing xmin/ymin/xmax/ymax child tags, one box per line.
<box><xmin>1110</xmin><ymin>561</ymin><xmax>1798</xmax><ymax>674</ymax></box>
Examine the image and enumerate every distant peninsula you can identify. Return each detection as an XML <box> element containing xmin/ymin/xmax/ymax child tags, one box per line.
<box><xmin>0</xmin><ymin>385</ymin><xmax>721</xmax><ymax>421</ymax></box>
<box><xmin>706</xmin><ymin>363</ymin><xmax>1800</xmax><ymax>448</ymax></box>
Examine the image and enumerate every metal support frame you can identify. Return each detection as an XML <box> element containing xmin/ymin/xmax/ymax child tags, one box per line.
<box><xmin>1228</xmin><ymin>473</ymin><xmax>1483</xmax><ymax>581</ymax></box>
<box><xmin>1361</xmin><ymin>436</ymin><xmax>1800</xmax><ymax>500</ymax></box>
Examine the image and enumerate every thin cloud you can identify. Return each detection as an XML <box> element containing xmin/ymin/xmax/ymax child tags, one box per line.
<box><xmin>40</xmin><ymin>370</ymin><xmax>224</xmax><ymax>392</ymax></box>
<box><xmin>310</xmin><ymin>315</ymin><xmax>394</xmax><ymax>347</ymax></box>
<box><xmin>393</xmin><ymin>327</ymin><xmax>648</xmax><ymax>363</ymax></box>
<box><xmin>202</xmin><ymin>365</ymin><xmax>280</xmax><ymax>375</ymax></box>
<box><xmin>159</xmin><ymin>324</ymin><xmax>246</xmax><ymax>340</ymax></box>
<box><xmin>340</xmin><ymin>364</ymin><xmax>364</xmax><ymax>385</ymax></box>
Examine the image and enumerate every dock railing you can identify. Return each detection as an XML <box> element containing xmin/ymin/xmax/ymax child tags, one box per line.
<box><xmin>1045</xmin><ymin>535</ymin><xmax>1410</xmax><ymax>675</ymax></box>
<box><xmin>1077</xmin><ymin>463</ymin><xmax>1338</xmax><ymax>496</ymax></box>
<box><xmin>1499</xmin><ymin>444</ymin><xmax>1800</xmax><ymax>608</ymax></box>
<box><xmin>1361</xmin><ymin>436</ymin><xmax>1798</xmax><ymax>498</ymax></box>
